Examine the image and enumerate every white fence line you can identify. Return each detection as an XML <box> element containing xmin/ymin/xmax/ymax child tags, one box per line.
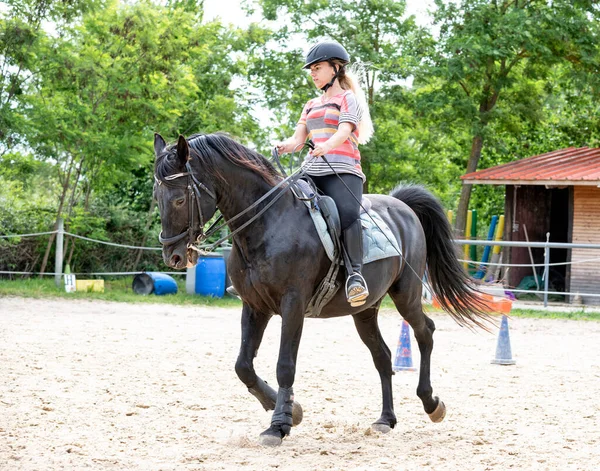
<box><xmin>64</xmin><ymin>232</ymin><xmax>162</xmax><ymax>251</ymax></box>
<box><xmin>0</xmin><ymin>231</ymin><xmax>58</xmax><ymax>238</ymax></box>
<box><xmin>3</xmin><ymin>226</ymin><xmax>600</xmax><ymax>306</ymax></box>
<box><xmin>458</xmin><ymin>256</ymin><xmax>600</xmax><ymax>268</ymax></box>
<box><xmin>457</xmin><ymin>234</ymin><xmax>600</xmax><ymax>307</ymax></box>
<box><xmin>0</xmin><ymin>271</ymin><xmax>186</xmax><ymax>276</ymax></box>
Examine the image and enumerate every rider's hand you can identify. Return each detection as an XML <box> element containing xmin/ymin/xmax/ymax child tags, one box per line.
<box><xmin>311</xmin><ymin>142</ymin><xmax>332</xmax><ymax>157</ymax></box>
<box><xmin>275</xmin><ymin>139</ymin><xmax>296</xmax><ymax>154</ymax></box>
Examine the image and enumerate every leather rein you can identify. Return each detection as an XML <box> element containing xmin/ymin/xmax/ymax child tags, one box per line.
<box><xmin>154</xmin><ymin>145</ymin><xmax>313</xmax><ymax>253</ymax></box>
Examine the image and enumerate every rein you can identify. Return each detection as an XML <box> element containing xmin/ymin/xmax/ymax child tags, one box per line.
<box><xmin>155</xmin><ymin>144</ymin><xmax>313</xmax><ymax>252</ymax></box>
<box><xmin>201</xmin><ymin>163</ymin><xmax>311</xmax><ymax>251</ymax></box>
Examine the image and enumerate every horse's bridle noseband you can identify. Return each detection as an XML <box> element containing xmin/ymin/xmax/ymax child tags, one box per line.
<box><xmin>155</xmin><ymin>161</ymin><xmax>216</xmax><ymax>251</ymax></box>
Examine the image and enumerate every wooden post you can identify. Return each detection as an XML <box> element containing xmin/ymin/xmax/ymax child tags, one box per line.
<box><xmin>469</xmin><ymin>209</ymin><xmax>478</xmax><ymax>264</ymax></box>
<box><xmin>463</xmin><ymin>210</ymin><xmax>472</xmax><ymax>270</ymax></box>
<box><xmin>54</xmin><ymin>218</ymin><xmax>64</xmax><ymax>287</ymax></box>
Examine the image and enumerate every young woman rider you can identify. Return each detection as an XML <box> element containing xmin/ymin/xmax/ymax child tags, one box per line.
<box><xmin>276</xmin><ymin>40</ymin><xmax>374</xmax><ymax>307</ymax></box>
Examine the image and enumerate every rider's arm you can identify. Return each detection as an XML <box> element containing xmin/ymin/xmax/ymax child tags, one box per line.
<box><xmin>310</xmin><ymin>122</ymin><xmax>353</xmax><ymax>157</ymax></box>
<box><xmin>277</xmin><ymin>124</ymin><xmax>308</xmax><ymax>154</ymax></box>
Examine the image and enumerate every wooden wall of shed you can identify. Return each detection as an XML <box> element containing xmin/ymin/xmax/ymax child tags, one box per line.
<box><xmin>504</xmin><ymin>185</ymin><xmax>551</xmax><ymax>287</ymax></box>
<box><xmin>570</xmin><ymin>186</ymin><xmax>600</xmax><ymax>305</ymax></box>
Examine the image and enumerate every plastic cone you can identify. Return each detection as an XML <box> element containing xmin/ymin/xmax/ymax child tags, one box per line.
<box><xmin>491</xmin><ymin>315</ymin><xmax>516</xmax><ymax>365</ymax></box>
<box><xmin>393</xmin><ymin>320</ymin><xmax>417</xmax><ymax>372</ymax></box>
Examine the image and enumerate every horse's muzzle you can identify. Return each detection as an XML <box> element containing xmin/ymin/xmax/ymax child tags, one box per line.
<box><xmin>163</xmin><ymin>244</ymin><xmax>198</xmax><ymax>269</ymax></box>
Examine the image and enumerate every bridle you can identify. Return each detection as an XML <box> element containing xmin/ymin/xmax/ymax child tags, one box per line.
<box><xmin>155</xmin><ymin>161</ymin><xmax>217</xmax><ymax>253</ymax></box>
<box><xmin>155</xmin><ymin>143</ymin><xmax>315</xmax><ymax>253</ymax></box>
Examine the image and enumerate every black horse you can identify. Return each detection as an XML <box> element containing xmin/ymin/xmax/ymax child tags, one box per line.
<box><xmin>153</xmin><ymin>132</ymin><xmax>490</xmax><ymax>446</ymax></box>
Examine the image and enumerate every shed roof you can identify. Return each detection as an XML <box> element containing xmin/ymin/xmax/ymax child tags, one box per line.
<box><xmin>462</xmin><ymin>147</ymin><xmax>600</xmax><ymax>186</ymax></box>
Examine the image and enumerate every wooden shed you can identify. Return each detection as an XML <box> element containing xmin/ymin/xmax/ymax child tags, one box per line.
<box><xmin>462</xmin><ymin>147</ymin><xmax>600</xmax><ymax>304</ymax></box>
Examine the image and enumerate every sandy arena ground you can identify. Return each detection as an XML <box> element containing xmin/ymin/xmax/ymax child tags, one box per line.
<box><xmin>1</xmin><ymin>296</ymin><xmax>599</xmax><ymax>470</ymax></box>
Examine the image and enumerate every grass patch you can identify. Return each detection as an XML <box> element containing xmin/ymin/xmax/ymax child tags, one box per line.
<box><xmin>2</xmin><ymin>278</ymin><xmax>598</xmax><ymax>321</ymax></box>
<box><xmin>509</xmin><ymin>308</ymin><xmax>600</xmax><ymax>321</ymax></box>
<box><xmin>0</xmin><ymin>277</ymin><xmax>242</xmax><ymax>308</ymax></box>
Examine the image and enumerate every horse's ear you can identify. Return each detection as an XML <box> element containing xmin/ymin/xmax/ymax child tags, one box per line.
<box><xmin>176</xmin><ymin>134</ymin><xmax>190</xmax><ymax>165</ymax></box>
<box><xmin>154</xmin><ymin>133</ymin><xmax>167</xmax><ymax>157</ymax></box>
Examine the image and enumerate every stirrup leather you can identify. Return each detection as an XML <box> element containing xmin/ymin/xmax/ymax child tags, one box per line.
<box><xmin>345</xmin><ymin>273</ymin><xmax>369</xmax><ymax>307</ymax></box>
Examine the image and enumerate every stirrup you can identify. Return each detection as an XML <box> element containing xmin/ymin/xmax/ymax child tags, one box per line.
<box><xmin>226</xmin><ymin>285</ymin><xmax>241</xmax><ymax>299</ymax></box>
<box><xmin>345</xmin><ymin>273</ymin><xmax>369</xmax><ymax>307</ymax></box>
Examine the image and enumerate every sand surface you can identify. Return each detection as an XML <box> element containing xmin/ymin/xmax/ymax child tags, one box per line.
<box><xmin>1</xmin><ymin>296</ymin><xmax>599</xmax><ymax>470</ymax></box>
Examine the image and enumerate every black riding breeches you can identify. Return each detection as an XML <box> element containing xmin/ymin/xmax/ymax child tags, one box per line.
<box><xmin>310</xmin><ymin>173</ymin><xmax>363</xmax><ymax>230</ymax></box>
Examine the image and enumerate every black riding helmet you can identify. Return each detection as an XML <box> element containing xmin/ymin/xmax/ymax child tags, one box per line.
<box><xmin>303</xmin><ymin>41</ymin><xmax>350</xmax><ymax>92</ymax></box>
<box><xmin>303</xmin><ymin>41</ymin><xmax>350</xmax><ymax>69</ymax></box>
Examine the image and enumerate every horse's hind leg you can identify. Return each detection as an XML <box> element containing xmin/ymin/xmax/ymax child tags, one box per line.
<box><xmin>388</xmin><ymin>284</ymin><xmax>446</xmax><ymax>423</ymax></box>
<box><xmin>352</xmin><ymin>305</ymin><xmax>397</xmax><ymax>432</ymax></box>
<box><xmin>234</xmin><ymin>303</ymin><xmax>304</xmax><ymax>427</ymax></box>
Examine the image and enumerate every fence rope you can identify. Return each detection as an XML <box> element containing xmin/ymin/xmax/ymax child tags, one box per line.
<box><xmin>64</xmin><ymin>232</ymin><xmax>162</xmax><ymax>251</ymax></box>
<box><xmin>0</xmin><ymin>231</ymin><xmax>58</xmax><ymax>239</ymax></box>
<box><xmin>458</xmin><ymin>257</ymin><xmax>600</xmax><ymax>268</ymax></box>
<box><xmin>0</xmin><ymin>229</ymin><xmax>227</xmax><ymax>252</ymax></box>
<box><xmin>0</xmin><ymin>271</ymin><xmax>186</xmax><ymax>276</ymax></box>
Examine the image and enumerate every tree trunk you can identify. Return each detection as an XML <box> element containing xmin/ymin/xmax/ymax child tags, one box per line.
<box><xmin>455</xmin><ymin>134</ymin><xmax>484</xmax><ymax>236</ymax></box>
<box><xmin>133</xmin><ymin>198</ymin><xmax>157</xmax><ymax>271</ymax></box>
<box><xmin>39</xmin><ymin>158</ymin><xmax>75</xmax><ymax>276</ymax></box>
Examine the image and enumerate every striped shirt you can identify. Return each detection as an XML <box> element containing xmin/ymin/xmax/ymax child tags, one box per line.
<box><xmin>298</xmin><ymin>90</ymin><xmax>365</xmax><ymax>181</ymax></box>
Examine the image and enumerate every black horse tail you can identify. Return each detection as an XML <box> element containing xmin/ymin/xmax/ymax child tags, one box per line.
<box><xmin>390</xmin><ymin>184</ymin><xmax>493</xmax><ymax>331</ymax></box>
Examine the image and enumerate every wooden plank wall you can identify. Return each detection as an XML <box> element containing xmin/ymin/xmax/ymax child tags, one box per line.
<box><xmin>504</xmin><ymin>185</ymin><xmax>551</xmax><ymax>287</ymax></box>
<box><xmin>570</xmin><ymin>186</ymin><xmax>600</xmax><ymax>305</ymax></box>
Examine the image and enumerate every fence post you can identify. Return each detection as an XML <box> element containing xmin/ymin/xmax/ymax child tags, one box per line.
<box><xmin>54</xmin><ymin>218</ymin><xmax>64</xmax><ymax>287</ymax></box>
<box><xmin>543</xmin><ymin>232</ymin><xmax>550</xmax><ymax>307</ymax></box>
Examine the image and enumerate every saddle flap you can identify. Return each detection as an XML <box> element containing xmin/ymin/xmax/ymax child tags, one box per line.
<box><xmin>317</xmin><ymin>196</ymin><xmax>341</xmax><ymax>239</ymax></box>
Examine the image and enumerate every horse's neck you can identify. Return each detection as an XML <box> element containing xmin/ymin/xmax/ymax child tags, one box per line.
<box><xmin>214</xmin><ymin>165</ymin><xmax>291</xmax><ymax>234</ymax></box>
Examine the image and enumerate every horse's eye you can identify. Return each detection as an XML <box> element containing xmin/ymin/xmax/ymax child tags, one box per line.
<box><xmin>174</xmin><ymin>198</ymin><xmax>185</xmax><ymax>207</ymax></box>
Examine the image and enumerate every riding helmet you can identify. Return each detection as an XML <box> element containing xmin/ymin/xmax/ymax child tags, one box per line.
<box><xmin>303</xmin><ymin>41</ymin><xmax>350</xmax><ymax>69</ymax></box>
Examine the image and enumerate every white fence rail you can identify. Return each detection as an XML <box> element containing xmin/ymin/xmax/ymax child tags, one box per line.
<box><xmin>456</xmin><ymin>235</ymin><xmax>600</xmax><ymax>307</ymax></box>
<box><xmin>3</xmin><ymin>224</ymin><xmax>600</xmax><ymax>307</ymax></box>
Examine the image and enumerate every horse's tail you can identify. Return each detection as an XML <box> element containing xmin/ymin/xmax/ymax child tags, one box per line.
<box><xmin>390</xmin><ymin>184</ymin><xmax>493</xmax><ymax>330</ymax></box>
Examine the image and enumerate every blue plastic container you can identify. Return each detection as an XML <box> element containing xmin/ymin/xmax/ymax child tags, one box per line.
<box><xmin>132</xmin><ymin>272</ymin><xmax>178</xmax><ymax>296</ymax></box>
<box><xmin>195</xmin><ymin>254</ymin><xmax>226</xmax><ymax>297</ymax></box>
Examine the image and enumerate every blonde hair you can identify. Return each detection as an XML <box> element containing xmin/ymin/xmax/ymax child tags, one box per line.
<box><xmin>335</xmin><ymin>61</ymin><xmax>374</xmax><ymax>144</ymax></box>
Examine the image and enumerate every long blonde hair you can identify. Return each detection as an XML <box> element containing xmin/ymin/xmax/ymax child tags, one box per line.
<box><xmin>335</xmin><ymin>61</ymin><xmax>374</xmax><ymax>144</ymax></box>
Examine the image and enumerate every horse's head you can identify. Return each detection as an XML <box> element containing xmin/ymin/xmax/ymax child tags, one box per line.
<box><xmin>153</xmin><ymin>133</ymin><xmax>218</xmax><ymax>269</ymax></box>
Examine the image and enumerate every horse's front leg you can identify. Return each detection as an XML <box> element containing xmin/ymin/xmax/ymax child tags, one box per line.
<box><xmin>258</xmin><ymin>294</ymin><xmax>306</xmax><ymax>447</ymax></box>
<box><xmin>352</xmin><ymin>306</ymin><xmax>397</xmax><ymax>433</ymax></box>
<box><xmin>235</xmin><ymin>303</ymin><xmax>274</xmax><ymax>405</ymax></box>
<box><xmin>234</xmin><ymin>303</ymin><xmax>303</xmax><ymax>430</ymax></box>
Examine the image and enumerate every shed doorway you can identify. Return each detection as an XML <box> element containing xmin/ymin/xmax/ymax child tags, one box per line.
<box><xmin>548</xmin><ymin>187</ymin><xmax>571</xmax><ymax>294</ymax></box>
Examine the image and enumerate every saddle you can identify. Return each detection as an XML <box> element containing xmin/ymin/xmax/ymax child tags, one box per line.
<box><xmin>292</xmin><ymin>178</ymin><xmax>402</xmax><ymax>317</ymax></box>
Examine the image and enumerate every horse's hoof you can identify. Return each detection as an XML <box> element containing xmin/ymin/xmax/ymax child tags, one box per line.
<box><xmin>371</xmin><ymin>422</ymin><xmax>392</xmax><ymax>434</ymax></box>
<box><xmin>258</xmin><ymin>433</ymin><xmax>283</xmax><ymax>447</ymax></box>
<box><xmin>292</xmin><ymin>401</ymin><xmax>303</xmax><ymax>426</ymax></box>
<box><xmin>428</xmin><ymin>397</ymin><xmax>446</xmax><ymax>423</ymax></box>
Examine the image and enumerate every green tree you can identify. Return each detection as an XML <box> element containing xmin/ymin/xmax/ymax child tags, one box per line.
<box><xmin>0</xmin><ymin>0</ymin><xmax>103</xmax><ymax>153</ymax></box>
<box><xmin>21</xmin><ymin>1</ymin><xmax>261</xmax><ymax>274</ymax></box>
<box><xmin>426</xmin><ymin>0</ymin><xmax>600</xmax><ymax>234</ymax></box>
<box><xmin>252</xmin><ymin>0</ymin><xmax>427</xmax><ymax>189</ymax></box>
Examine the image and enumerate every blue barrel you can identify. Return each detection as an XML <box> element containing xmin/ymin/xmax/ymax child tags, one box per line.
<box><xmin>195</xmin><ymin>254</ymin><xmax>226</xmax><ymax>297</ymax></box>
<box><xmin>132</xmin><ymin>272</ymin><xmax>178</xmax><ymax>295</ymax></box>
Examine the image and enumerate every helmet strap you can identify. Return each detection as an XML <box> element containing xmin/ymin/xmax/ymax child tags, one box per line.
<box><xmin>320</xmin><ymin>63</ymin><xmax>340</xmax><ymax>92</ymax></box>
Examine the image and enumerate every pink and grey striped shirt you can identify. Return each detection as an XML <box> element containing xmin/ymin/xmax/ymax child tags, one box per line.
<box><xmin>298</xmin><ymin>90</ymin><xmax>365</xmax><ymax>181</ymax></box>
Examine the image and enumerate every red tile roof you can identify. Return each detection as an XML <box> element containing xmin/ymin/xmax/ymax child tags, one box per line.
<box><xmin>462</xmin><ymin>147</ymin><xmax>600</xmax><ymax>185</ymax></box>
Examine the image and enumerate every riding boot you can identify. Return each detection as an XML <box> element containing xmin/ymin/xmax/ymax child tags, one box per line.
<box><xmin>343</xmin><ymin>219</ymin><xmax>369</xmax><ymax>307</ymax></box>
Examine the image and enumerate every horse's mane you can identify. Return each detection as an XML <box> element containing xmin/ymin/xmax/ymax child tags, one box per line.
<box><xmin>155</xmin><ymin>132</ymin><xmax>281</xmax><ymax>186</ymax></box>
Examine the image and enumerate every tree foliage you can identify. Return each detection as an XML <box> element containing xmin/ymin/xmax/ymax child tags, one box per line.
<box><xmin>423</xmin><ymin>0</ymin><xmax>600</xmax><ymax>232</ymax></box>
<box><xmin>1</xmin><ymin>0</ymin><xmax>600</xmax><ymax>276</ymax></box>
